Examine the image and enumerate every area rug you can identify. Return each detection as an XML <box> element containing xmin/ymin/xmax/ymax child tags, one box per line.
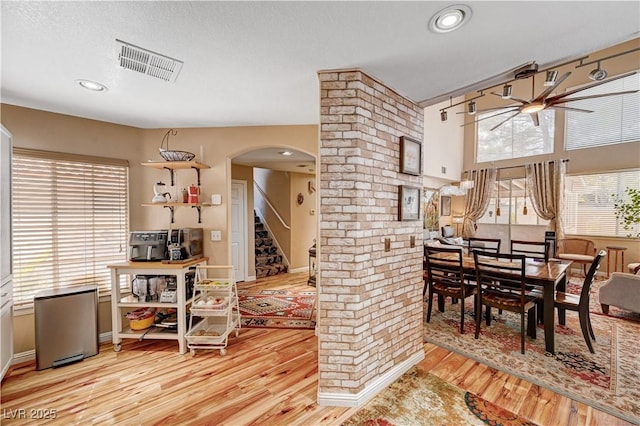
<box><xmin>238</xmin><ymin>292</ymin><xmax>316</xmax><ymax>329</ymax></box>
<box><xmin>423</xmin><ymin>296</ymin><xmax>640</xmax><ymax>424</ymax></box>
<box><xmin>342</xmin><ymin>366</ymin><xmax>537</xmax><ymax>426</ymax></box>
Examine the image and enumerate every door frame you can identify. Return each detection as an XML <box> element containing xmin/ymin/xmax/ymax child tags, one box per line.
<box><xmin>231</xmin><ymin>179</ymin><xmax>248</xmax><ymax>282</ymax></box>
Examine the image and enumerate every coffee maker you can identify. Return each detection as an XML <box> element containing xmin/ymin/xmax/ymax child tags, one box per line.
<box><xmin>129</xmin><ymin>231</ymin><xmax>169</xmax><ymax>261</ymax></box>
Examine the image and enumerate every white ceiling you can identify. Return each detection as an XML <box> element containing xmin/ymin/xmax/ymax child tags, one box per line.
<box><xmin>1</xmin><ymin>1</ymin><xmax>639</xmax><ymax>171</ymax></box>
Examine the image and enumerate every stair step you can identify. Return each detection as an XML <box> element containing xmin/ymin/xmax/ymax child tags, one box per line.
<box><xmin>255</xmin><ymin>237</ymin><xmax>273</xmax><ymax>247</ymax></box>
<box><xmin>255</xmin><ymin>254</ymin><xmax>282</xmax><ymax>266</ymax></box>
<box><xmin>255</xmin><ymin>246</ymin><xmax>278</xmax><ymax>256</ymax></box>
<box><xmin>256</xmin><ymin>264</ymin><xmax>288</xmax><ymax>278</ymax></box>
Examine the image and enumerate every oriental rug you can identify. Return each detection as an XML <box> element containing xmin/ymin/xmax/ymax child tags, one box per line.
<box><xmin>423</xmin><ymin>295</ymin><xmax>640</xmax><ymax>424</ymax></box>
<box><xmin>237</xmin><ymin>291</ymin><xmax>316</xmax><ymax>329</ymax></box>
<box><xmin>343</xmin><ymin>366</ymin><xmax>536</xmax><ymax>426</ymax></box>
<box><xmin>568</xmin><ymin>276</ymin><xmax>640</xmax><ymax>323</ymax></box>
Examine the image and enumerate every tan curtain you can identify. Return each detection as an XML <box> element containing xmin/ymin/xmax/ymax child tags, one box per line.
<box><xmin>525</xmin><ymin>160</ymin><xmax>566</xmax><ymax>241</ymax></box>
<box><xmin>462</xmin><ymin>168</ymin><xmax>497</xmax><ymax>238</ymax></box>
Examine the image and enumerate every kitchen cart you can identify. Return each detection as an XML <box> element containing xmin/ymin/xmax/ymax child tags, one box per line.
<box><xmin>107</xmin><ymin>257</ymin><xmax>208</xmax><ymax>354</ymax></box>
<box><xmin>186</xmin><ymin>265</ymin><xmax>240</xmax><ymax>356</ymax></box>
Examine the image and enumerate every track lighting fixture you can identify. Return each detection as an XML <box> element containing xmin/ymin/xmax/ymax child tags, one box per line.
<box><xmin>588</xmin><ymin>61</ymin><xmax>608</xmax><ymax>81</ymax></box>
<box><xmin>501</xmin><ymin>84</ymin><xmax>512</xmax><ymax>99</ymax></box>
<box><xmin>544</xmin><ymin>70</ymin><xmax>558</xmax><ymax>86</ymax></box>
<box><xmin>440</xmin><ymin>110</ymin><xmax>448</xmax><ymax>122</ymax></box>
<box><xmin>467</xmin><ymin>100</ymin><xmax>476</xmax><ymax>115</ymax></box>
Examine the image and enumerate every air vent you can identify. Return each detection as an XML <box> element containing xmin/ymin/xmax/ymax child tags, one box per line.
<box><xmin>116</xmin><ymin>39</ymin><xmax>183</xmax><ymax>83</ymax></box>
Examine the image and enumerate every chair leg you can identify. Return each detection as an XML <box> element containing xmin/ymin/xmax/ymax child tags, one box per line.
<box><xmin>475</xmin><ymin>298</ymin><xmax>481</xmax><ymax>339</ymax></box>
<box><xmin>426</xmin><ymin>287</ymin><xmax>434</xmax><ymax>323</ymax></box>
<box><xmin>459</xmin><ymin>295</ymin><xmax>465</xmax><ymax>333</ymax></box>
<box><xmin>579</xmin><ymin>309</ymin><xmax>595</xmax><ymax>354</ymax></box>
<box><xmin>586</xmin><ymin>310</ymin><xmax>595</xmax><ymax>340</ymax></box>
<box><xmin>485</xmin><ymin>306</ymin><xmax>492</xmax><ymax>326</ymax></box>
<box><xmin>527</xmin><ymin>307</ymin><xmax>537</xmax><ymax>339</ymax></box>
<box><xmin>437</xmin><ymin>295</ymin><xmax>445</xmax><ymax>312</ymax></box>
<box><xmin>520</xmin><ymin>310</ymin><xmax>526</xmax><ymax>354</ymax></box>
<box><xmin>537</xmin><ymin>302</ymin><xmax>544</xmax><ymax>324</ymax></box>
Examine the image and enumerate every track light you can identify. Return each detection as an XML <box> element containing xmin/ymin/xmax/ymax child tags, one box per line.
<box><xmin>440</xmin><ymin>110</ymin><xmax>448</xmax><ymax>122</ymax></box>
<box><xmin>501</xmin><ymin>84</ymin><xmax>512</xmax><ymax>99</ymax></box>
<box><xmin>544</xmin><ymin>70</ymin><xmax>558</xmax><ymax>86</ymax></box>
<box><xmin>588</xmin><ymin>61</ymin><xmax>608</xmax><ymax>81</ymax></box>
<box><xmin>467</xmin><ymin>100</ymin><xmax>476</xmax><ymax>115</ymax></box>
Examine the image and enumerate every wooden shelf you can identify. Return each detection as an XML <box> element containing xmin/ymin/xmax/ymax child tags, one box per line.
<box><xmin>141</xmin><ymin>161</ymin><xmax>210</xmax><ymax>186</ymax></box>
<box><xmin>141</xmin><ymin>202</ymin><xmax>212</xmax><ymax>223</ymax></box>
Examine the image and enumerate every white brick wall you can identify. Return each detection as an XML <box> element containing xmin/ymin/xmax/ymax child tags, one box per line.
<box><xmin>317</xmin><ymin>69</ymin><xmax>424</xmax><ymax>395</ymax></box>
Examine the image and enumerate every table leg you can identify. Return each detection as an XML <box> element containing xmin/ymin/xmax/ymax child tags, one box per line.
<box><xmin>543</xmin><ymin>275</ymin><xmax>564</xmax><ymax>354</ymax></box>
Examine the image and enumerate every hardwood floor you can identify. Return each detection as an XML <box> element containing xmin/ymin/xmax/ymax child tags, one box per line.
<box><xmin>0</xmin><ymin>272</ymin><xmax>631</xmax><ymax>425</ymax></box>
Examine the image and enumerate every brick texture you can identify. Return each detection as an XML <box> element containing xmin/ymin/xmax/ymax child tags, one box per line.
<box><xmin>317</xmin><ymin>69</ymin><xmax>424</xmax><ymax>395</ymax></box>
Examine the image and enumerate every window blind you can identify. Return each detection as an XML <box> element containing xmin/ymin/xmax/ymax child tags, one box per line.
<box><xmin>564</xmin><ymin>170</ymin><xmax>640</xmax><ymax>237</ymax></box>
<box><xmin>565</xmin><ymin>71</ymin><xmax>640</xmax><ymax>150</ymax></box>
<box><xmin>12</xmin><ymin>148</ymin><xmax>129</xmax><ymax>309</ymax></box>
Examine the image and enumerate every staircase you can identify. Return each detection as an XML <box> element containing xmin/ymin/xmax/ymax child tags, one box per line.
<box><xmin>254</xmin><ymin>212</ymin><xmax>288</xmax><ymax>278</ymax></box>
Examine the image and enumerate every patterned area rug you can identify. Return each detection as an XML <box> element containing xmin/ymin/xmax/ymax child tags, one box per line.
<box><xmin>343</xmin><ymin>366</ymin><xmax>537</xmax><ymax>426</ymax></box>
<box><xmin>423</xmin><ymin>294</ymin><xmax>640</xmax><ymax>424</ymax></box>
<box><xmin>568</xmin><ymin>276</ymin><xmax>640</xmax><ymax>323</ymax></box>
<box><xmin>237</xmin><ymin>291</ymin><xmax>316</xmax><ymax>329</ymax></box>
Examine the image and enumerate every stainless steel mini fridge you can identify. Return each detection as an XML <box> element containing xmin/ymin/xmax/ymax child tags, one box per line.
<box><xmin>34</xmin><ymin>286</ymin><xmax>99</xmax><ymax>370</ymax></box>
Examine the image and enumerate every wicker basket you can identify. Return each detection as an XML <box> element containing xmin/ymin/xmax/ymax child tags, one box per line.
<box><xmin>159</xmin><ymin>129</ymin><xmax>195</xmax><ymax>162</ymax></box>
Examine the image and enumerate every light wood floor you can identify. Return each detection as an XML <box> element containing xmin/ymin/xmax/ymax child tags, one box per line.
<box><xmin>0</xmin><ymin>272</ymin><xmax>631</xmax><ymax>425</ymax></box>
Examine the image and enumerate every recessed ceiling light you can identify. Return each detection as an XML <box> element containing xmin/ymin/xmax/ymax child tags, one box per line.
<box><xmin>76</xmin><ymin>79</ymin><xmax>108</xmax><ymax>92</ymax></box>
<box><xmin>428</xmin><ymin>4</ymin><xmax>472</xmax><ymax>33</ymax></box>
<box><xmin>280</xmin><ymin>151</ymin><xmax>293</xmax><ymax>156</ymax></box>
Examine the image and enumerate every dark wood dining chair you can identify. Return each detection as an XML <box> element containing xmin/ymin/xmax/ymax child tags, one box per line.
<box><xmin>424</xmin><ymin>245</ymin><xmax>477</xmax><ymax>333</ymax></box>
<box><xmin>468</xmin><ymin>237</ymin><xmax>501</xmax><ymax>254</ymax></box>
<box><xmin>554</xmin><ymin>250</ymin><xmax>606</xmax><ymax>354</ymax></box>
<box><xmin>473</xmin><ymin>250</ymin><xmax>537</xmax><ymax>354</ymax></box>
<box><xmin>510</xmin><ymin>240</ymin><xmax>550</xmax><ymax>262</ymax></box>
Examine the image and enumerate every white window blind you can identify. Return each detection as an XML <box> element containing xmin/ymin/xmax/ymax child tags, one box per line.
<box><xmin>476</xmin><ymin>110</ymin><xmax>554</xmax><ymax>162</ymax></box>
<box><xmin>565</xmin><ymin>71</ymin><xmax>640</xmax><ymax>150</ymax></box>
<box><xmin>563</xmin><ymin>170</ymin><xmax>640</xmax><ymax>237</ymax></box>
<box><xmin>12</xmin><ymin>148</ymin><xmax>129</xmax><ymax>309</ymax></box>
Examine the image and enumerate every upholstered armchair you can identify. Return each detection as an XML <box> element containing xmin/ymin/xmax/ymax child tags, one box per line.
<box><xmin>557</xmin><ymin>238</ymin><xmax>596</xmax><ymax>276</ymax></box>
<box><xmin>599</xmin><ymin>272</ymin><xmax>640</xmax><ymax>315</ymax></box>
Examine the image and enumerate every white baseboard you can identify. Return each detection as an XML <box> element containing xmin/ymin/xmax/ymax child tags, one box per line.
<box><xmin>11</xmin><ymin>332</ymin><xmax>113</xmax><ymax>366</ymax></box>
<box><xmin>317</xmin><ymin>349</ymin><xmax>425</xmax><ymax>407</ymax></box>
<box><xmin>289</xmin><ymin>266</ymin><xmax>309</xmax><ymax>274</ymax></box>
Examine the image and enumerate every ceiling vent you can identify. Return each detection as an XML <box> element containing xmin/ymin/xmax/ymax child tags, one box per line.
<box><xmin>116</xmin><ymin>39</ymin><xmax>183</xmax><ymax>83</ymax></box>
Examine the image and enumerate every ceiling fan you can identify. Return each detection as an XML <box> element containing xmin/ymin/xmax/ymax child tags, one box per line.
<box><xmin>468</xmin><ymin>70</ymin><xmax>638</xmax><ymax>131</ymax></box>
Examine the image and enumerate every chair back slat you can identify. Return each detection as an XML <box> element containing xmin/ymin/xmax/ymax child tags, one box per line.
<box><xmin>510</xmin><ymin>240</ymin><xmax>550</xmax><ymax>262</ymax></box>
<box><xmin>468</xmin><ymin>237</ymin><xmax>501</xmax><ymax>254</ymax></box>
<box><xmin>424</xmin><ymin>245</ymin><xmax>465</xmax><ymax>287</ymax></box>
<box><xmin>473</xmin><ymin>250</ymin><xmax>527</xmax><ymax>298</ymax></box>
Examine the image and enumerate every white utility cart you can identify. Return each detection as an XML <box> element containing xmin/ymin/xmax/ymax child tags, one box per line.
<box><xmin>186</xmin><ymin>265</ymin><xmax>240</xmax><ymax>356</ymax></box>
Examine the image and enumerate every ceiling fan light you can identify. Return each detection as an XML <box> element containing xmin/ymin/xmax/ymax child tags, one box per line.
<box><xmin>440</xmin><ymin>110</ymin><xmax>448</xmax><ymax>121</ymax></box>
<box><xmin>501</xmin><ymin>84</ymin><xmax>512</xmax><ymax>99</ymax></box>
<box><xmin>544</xmin><ymin>70</ymin><xmax>558</xmax><ymax>86</ymax></box>
<box><xmin>467</xmin><ymin>100</ymin><xmax>476</xmax><ymax>115</ymax></box>
<box><xmin>521</xmin><ymin>102</ymin><xmax>545</xmax><ymax>114</ymax></box>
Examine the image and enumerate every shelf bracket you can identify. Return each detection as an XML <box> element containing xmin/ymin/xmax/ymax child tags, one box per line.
<box><xmin>191</xmin><ymin>166</ymin><xmax>201</xmax><ymax>186</ymax></box>
<box><xmin>163</xmin><ymin>167</ymin><xmax>176</xmax><ymax>186</ymax></box>
<box><xmin>164</xmin><ymin>205</ymin><xmax>175</xmax><ymax>223</ymax></box>
<box><xmin>191</xmin><ymin>205</ymin><xmax>202</xmax><ymax>223</ymax></box>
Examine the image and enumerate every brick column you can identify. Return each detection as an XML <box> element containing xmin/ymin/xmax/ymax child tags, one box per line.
<box><xmin>317</xmin><ymin>69</ymin><xmax>425</xmax><ymax>405</ymax></box>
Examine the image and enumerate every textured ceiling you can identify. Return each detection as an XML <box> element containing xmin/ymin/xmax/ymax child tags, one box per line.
<box><xmin>2</xmin><ymin>1</ymin><xmax>639</xmax><ymax>131</ymax></box>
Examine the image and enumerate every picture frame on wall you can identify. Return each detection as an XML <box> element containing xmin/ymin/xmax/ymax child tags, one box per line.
<box><xmin>440</xmin><ymin>195</ymin><xmax>451</xmax><ymax>216</ymax></box>
<box><xmin>399</xmin><ymin>185</ymin><xmax>421</xmax><ymax>221</ymax></box>
<box><xmin>399</xmin><ymin>136</ymin><xmax>422</xmax><ymax>175</ymax></box>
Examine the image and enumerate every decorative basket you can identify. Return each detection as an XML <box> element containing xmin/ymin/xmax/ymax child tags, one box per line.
<box><xmin>159</xmin><ymin>129</ymin><xmax>195</xmax><ymax>162</ymax></box>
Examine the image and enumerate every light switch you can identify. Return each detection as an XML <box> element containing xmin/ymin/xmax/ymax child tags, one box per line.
<box><xmin>210</xmin><ymin>230</ymin><xmax>222</xmax><ymax>241</ymax></box>
<box><xmin>384</xmin><ymin>238</ymin><xmax>390</xmax><ymax>252</ymax></box>
<box><xmin>211</xmin><ymin>194</ymin><xmax>222</xmax><ymax>205</ymax></box>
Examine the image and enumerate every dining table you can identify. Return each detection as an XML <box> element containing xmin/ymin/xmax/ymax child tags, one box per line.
<box><xmin>428</xmin><ymin>249</ymin><xmax>572</xmax><ymax>354</ymax></box>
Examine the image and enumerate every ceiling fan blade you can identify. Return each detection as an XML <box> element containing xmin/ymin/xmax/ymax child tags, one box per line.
<box><xmin>548</xmin><ymin>89</ymin><xmax>639</xmax><ymax>104</ymax></box>
<box><xmin>532</xmin><ymin>72</ymin><xmax>572</xmax><ymax>103</ymax></box>
<box><xmin>547</xmin><ymin>105</ymin><xmax>594</xmax><ymax>113</ymax></box>
<box><xmin>459</xmin><ymin>108</ymin><xmax>520</xmax><ymax>126</ymax></box>
<box><xmin>548</xmin><ymin>70</ymin><xmax>638</xmax><ymax>102</ymax></box>
<box><xmin>529</xmin><ymin>112</ymin><xmax>540</xmax><ymax>127</ymax></box>
<box><xmin>490</xmin><ymin>111</ymin><xmax>521</xmax><ymax>131</ymax></box>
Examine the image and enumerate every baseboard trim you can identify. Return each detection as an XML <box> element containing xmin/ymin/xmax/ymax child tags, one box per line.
<box><xmin>289</xmin><ymin>266</ymin><xmax>309</xmax><ymax>274</ymax></box>
<box><xmin>11</xmin><ymin>332</ymin><xmax>113</xmax><ymax>366</ymax></box>
<box><xmin>317</xmin><ymin>349</ymin><xmax>425</xmax><ymax>407</ymax></box>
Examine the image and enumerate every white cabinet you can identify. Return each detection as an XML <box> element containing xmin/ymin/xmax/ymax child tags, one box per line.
<box><xmin>1</xmin><ymin>124</ymin><xmax>13</xmax><ymax>380</ymax></box>
<box><xmin>108</xmin><ymin>257</ymin><xmax>208</xmax><ymax>354</ymax></box>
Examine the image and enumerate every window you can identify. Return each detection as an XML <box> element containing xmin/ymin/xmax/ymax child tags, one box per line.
<box><xmin>476</xmin><ymin>110</ymin><xmax>554</xmax><ymax>162</ymax></box>
<box><xmin>563</xmin><ymin>170</ymin><xmax>640</xmax><ymax>237</ymax></box>
<box><xmin>477</xmin><ymin>178</ymin><xmax>549</xmax><ymax>226</ymax></box>
<box><xmin>566</xmin><ymin>71</ymin><xmax>639</xmax><ymax>150</ymax></box>
<box><xmin>12</xmin><ymin>148</ymin><xmax>129</xmax><ymax>309</ymax></box>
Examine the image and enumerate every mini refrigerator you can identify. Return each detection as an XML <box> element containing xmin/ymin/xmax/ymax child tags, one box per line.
<box><xmin>34</xmin><ymin>286</ymin><xmax>99</xmax><ymax>370</ymax></box>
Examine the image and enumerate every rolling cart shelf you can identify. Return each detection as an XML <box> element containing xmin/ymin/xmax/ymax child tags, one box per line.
<box><xmin>186</xmin><ymin>265</ymin><xmax>241</xmax><ymax>356</ymax></box>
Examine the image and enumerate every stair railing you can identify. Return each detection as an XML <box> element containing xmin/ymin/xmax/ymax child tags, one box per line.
<box><xmin>253</xmin><ymin>182</ymin><xmax>291</xmax><ymax>230</ymax></box>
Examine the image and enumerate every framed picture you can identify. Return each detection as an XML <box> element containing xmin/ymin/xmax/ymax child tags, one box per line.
<box><xmin>399</xmin><ymin>136</ymin><xmax>422</xmax><ymax>175</ymax></box>
<box><xmin>398</xmin><ymin>185</ymin><xmax>421</xmax><ymax>221</ymax></box>
<box><xmin>440</xmin><ymin>195</ymin><xmax>451</xmax><ymax>216</ymax></box>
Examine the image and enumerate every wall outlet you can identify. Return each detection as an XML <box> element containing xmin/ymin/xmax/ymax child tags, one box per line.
<box><xmin>210</xmin><ymin>230</ymin><xmax>222</xmax><ymax>241</ymax></box>
<box><xmin>211</xmin><ymin>194</ymin><xmax>222</xmax><ymax>205</ymax></box>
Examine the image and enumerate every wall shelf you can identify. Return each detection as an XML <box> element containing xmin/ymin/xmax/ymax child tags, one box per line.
<box><xmin>142</xmin><ymin>161</ymin><xmax>210</xmax><ymax>186</ymax></box>
<box><xmin>142</xmin><ymin>202</ymin><xmax>212</xmax><ymax>223</ymax></box>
